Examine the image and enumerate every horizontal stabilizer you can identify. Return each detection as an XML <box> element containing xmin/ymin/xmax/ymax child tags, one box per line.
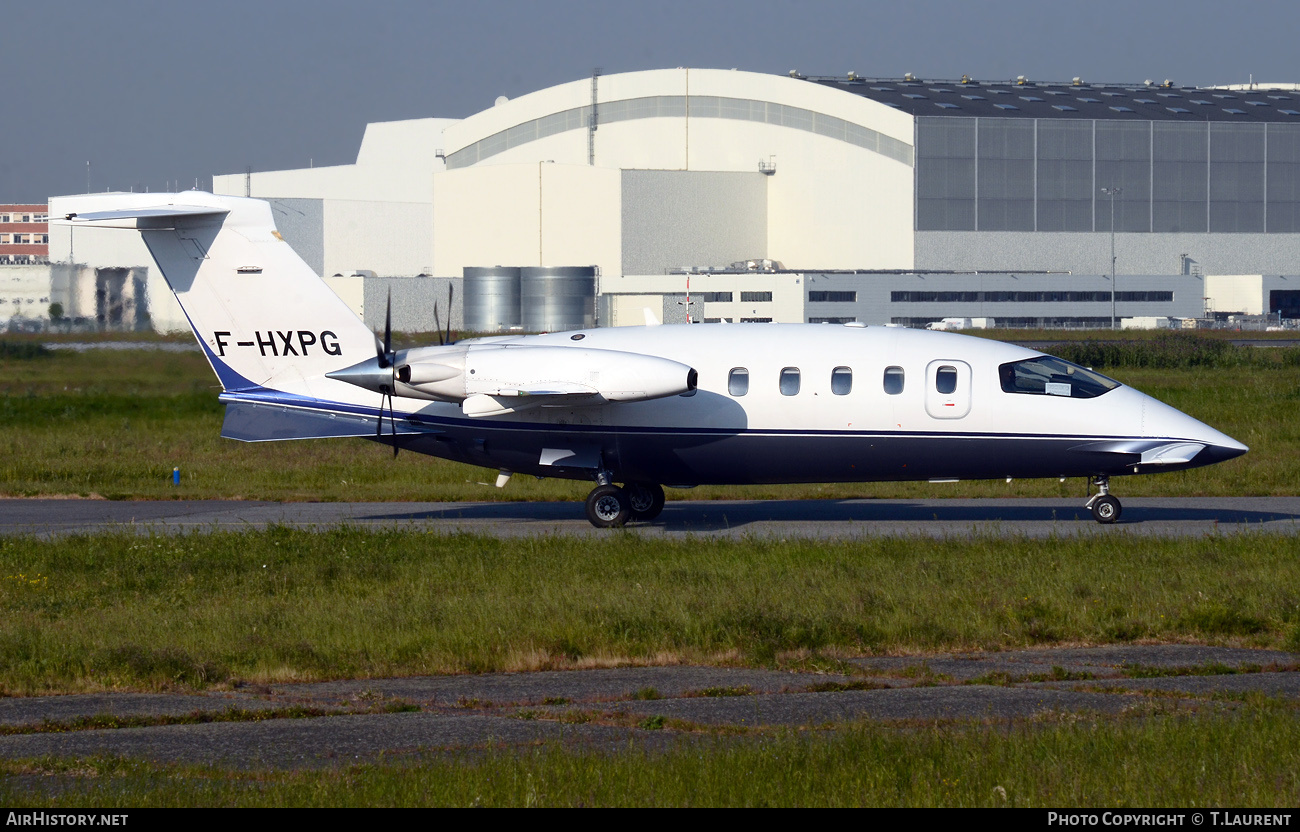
<box><xmin>56</xmin><ymin>205</ymin><xmax>230</xmax><ymax>228</ymax></box>
<box><xmin>221</xmin><ymin>401</ymin><xmax>432</xmax><ymax>442</ymax></box>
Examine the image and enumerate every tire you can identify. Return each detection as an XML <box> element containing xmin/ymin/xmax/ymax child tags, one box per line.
<box><xmin>585</xmin><ymin>484</ymin><xmax>631</xmax><ymax>528</ymax></box>
<box><xmin>1091</xmin><ymin>495</ymin><xmax>1122</xmax><ymax>524</ymax></box>
<box><xmin>625</xmin><ymin>482</ymin><xmax>666</xmax><ymax>522</ymax></box>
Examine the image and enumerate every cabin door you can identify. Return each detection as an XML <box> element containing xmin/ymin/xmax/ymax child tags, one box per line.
<box><xmin>924</xmin><ymin>359</ymin><xmax>972</xmax><ymax>419</ymax></box>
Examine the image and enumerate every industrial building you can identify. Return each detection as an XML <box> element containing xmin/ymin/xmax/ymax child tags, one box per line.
<box><xmin>33</xmin><ymin>68</ymin><xmax>1300</xmax><ymax>332</ymax></box>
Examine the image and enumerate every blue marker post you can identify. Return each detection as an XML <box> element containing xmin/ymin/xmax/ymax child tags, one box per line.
<box><xmin>172</xmin><ymin>466</ymin><xmax>180</xmax><ymax>486</ymax></box>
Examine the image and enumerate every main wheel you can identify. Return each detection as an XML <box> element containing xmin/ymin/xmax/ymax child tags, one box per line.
<box><xmin>585</xmin><ymin>484</ymin><xmax>631</xmax><ymax>528</ymax></box>
<box><xmin>1091</xmin><ymin>495</ymin><xmax>1122</xmax><ymax>524</ymax></box>
<box><xmin>624</xmin><ymin>482</ymin><xmax>666</xmax><ymax>522</ymax></box>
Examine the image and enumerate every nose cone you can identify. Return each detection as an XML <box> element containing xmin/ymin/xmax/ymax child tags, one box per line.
<box><xmin>1141</xmin><ymin>391</ymin><xmax>1248</xmax><ymax>466</ymax></box>
<box><xmin>1198</xmin><ymin>433</ymin><xmax>1249</xmax><ymax>465</ymax></box>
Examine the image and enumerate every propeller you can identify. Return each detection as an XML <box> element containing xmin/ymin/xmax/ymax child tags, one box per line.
<box><xmin>374</xmin><ymin>290</ymin><xmax>399</xmax><ymax>457</ymax></box>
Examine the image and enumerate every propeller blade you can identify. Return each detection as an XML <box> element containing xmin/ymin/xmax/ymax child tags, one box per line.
<box><xmin>434</xmin><ymin>301</ymin><xmax>443</xmax><ymax>346</ymax></box>
<box><xmin>391</xmin><ymin>394</ymin><xmax>400</xmax><ymax>458</ymax></box>
<box><xmin>380</xmin><ymin>289</ymin><xmax>393</xmax><ymax>367</ymax></box>
<box><xmin>445</xmin><ymin>283</ymin><xmax>454</xmax><ymax>345</ymax></box>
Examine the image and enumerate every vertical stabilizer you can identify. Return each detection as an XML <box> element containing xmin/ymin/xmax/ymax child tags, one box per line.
<box><xmin>57</xmin><ymin>192</ymin><xmax>376</xmax><ymax>396</ymax></box>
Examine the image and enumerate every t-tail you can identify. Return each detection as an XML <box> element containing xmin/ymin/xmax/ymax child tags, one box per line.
<box><xmin>56</xmin><ymin>192</ymin><xmax>390</xmax><ymax>441</ymax></box>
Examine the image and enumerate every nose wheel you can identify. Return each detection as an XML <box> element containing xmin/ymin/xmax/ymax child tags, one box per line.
<box><xmin>1084</xmin><ymin>476</ymin><xmax>1122</xmax><ymax>524</ymax></box>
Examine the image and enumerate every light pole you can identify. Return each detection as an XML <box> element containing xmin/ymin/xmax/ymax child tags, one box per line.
<box><xmin>1101</xmin><ymin>187</ymin><xmax>1122</xmax><ymax>330</ymax></box>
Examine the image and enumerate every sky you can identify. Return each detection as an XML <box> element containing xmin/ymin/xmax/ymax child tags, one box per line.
<box><xmin>4</xmin><ymin>0</ymin><xmax>1297</xmax><ymax>203</ymax></box>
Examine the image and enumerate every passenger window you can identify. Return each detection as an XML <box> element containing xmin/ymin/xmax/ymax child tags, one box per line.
<box><xmin>831</xmin><ymin>366</ymin><xmax>852</xmax><ymax>395</ymax></box>
<box><xmin>728</xmin><ymin>368</ymin><xmax>749</xmax><ymax>397</ymax></box>
<box><xmin>883</xmin><ymin>366</ymin><xmax>905</xmax><ymax>395</ymax></box>
<box><xmin>780</xmin><ymin>367</ymin><xmax>801</xmax><ymax>396</ymax></box>
<box><xmin>936</xmin><ymin>366</ymin><xmax>958</xmax><ymax>394</ymax></box>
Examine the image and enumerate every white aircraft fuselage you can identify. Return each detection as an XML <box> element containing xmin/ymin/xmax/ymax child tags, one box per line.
<box><xmin>323</xmin><ymin>324</ymin><xmax>1244</xmax><ymax>488</ymax></box>
<box><xmin>55</xmin><ymin>192</ymin><xmax>1247</xmax><ymax>526</ymax></box>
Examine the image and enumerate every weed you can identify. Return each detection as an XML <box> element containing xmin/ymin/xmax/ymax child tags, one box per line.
<box><xmin>639</xmin><ymin>715</ymin><xmax>665</xmax><ymax>731</ymax></box>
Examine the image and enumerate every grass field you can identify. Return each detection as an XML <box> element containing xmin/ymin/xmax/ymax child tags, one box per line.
<box><xmin>3</xmin><ymin>703</ymin><xmax>1298</xmax><ymax>807</ymax></box>
<box><xmin>2</xmin><ymin>529</ymin><xmax>1297</xmax><ymax>693</ymax></box>
<box><xmin>0</xmin><ymin>332</ymin><xmax>1294</xmax><ymax>501</ymax></box>
<box><xmin>3</xmin><ymin>332</ymin><xmax>1298</xmax><ymax>807</ymax></box>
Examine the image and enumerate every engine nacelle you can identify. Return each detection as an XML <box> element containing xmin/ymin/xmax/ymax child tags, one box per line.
<box><xmin>395</xmin><ymin>345</ymin><xmax>696</xmax><ymax>410</ymax></box>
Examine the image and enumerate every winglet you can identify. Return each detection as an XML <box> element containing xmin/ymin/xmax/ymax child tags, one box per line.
<box><xmin>643</xmin><ymin>307</ymin><xmax>661</xmax><ymax>326</ymax></box>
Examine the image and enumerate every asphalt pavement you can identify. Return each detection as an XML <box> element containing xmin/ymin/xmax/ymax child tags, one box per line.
<box><xmin>0</xmin><ymin>646</ymin><xmax>1295</xmax><ymax>769</ymax></box>
<box><xmin>4</xmin><ymin>496</ymin><xmax>1300</xmax><ymax>539</ymax></box>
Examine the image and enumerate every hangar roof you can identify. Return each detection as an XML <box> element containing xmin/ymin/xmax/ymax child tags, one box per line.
<box><xmin>807</xmin><ymin>76</ymin><xmax>1300</xmax><ymax>122</ymax></box>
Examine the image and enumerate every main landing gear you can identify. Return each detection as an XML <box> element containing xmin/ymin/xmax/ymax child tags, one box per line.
<box><xmin>1084</xmin><ymin>475</ymin><xmax>1122</xmax><ymax>524</ymax></box>
<box><xmin>584</xmin><ymin>481</ymin><xmax>666</xmax><ymax>528</ymax></box>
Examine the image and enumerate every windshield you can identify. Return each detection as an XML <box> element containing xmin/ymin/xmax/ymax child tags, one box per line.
<box><xmin>998</xmin><ymin>355</ymin><xmax>1120</xmax><ymax>399</ymax></box>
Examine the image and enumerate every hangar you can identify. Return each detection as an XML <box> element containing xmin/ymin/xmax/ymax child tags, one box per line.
<box><xmin>42</xmin><ymin>69</ymin><xmax>1300</xmax><ymax>332</ymax></box>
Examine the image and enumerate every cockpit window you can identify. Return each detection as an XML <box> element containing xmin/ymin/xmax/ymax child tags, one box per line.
<box><xmin>999</xmin><ymin>356</ymin><xmax>1120</xmax><ymax>399</ymax></box>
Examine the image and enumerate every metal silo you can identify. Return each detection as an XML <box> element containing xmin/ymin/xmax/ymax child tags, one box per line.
<box><xmin>521</xmin><ymin>266</ymin><xmax>597</xmax><ymax>332</ymax></box>
<box><xmin>463</xmin><ymin>266</ymin><xmax>521</xmax><ymax>332</ymax></box>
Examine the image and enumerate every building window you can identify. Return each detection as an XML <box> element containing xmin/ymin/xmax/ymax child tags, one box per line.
<box><xmin>699</xmin><ymin>292</ymin><xmax>732</xmax><ymax>303</ymax></box>
<box><xmin>740</xmin><ymin>291</ymin><xmax>772</xmax><ymax>303</ymax></box>
<box><xmin>808</xmin><ymin>291</ymin><xmax>857</xmax><ymax>302</ymax></box>
<box><xmin>740</xmin><ymin>317</ymin><xmax>772</xmax><ymax>322</ymax></box>
<box><xmin>779</xmin><ymin>367</ymin><xmax>801</xmax><ymax>396</ymax></box>
<box><xmin>728</xmin><ymin>368</ymin><xmax>749</xmax><ymax>397</ymax></box>
<box><xmin>890</xmin><ymin>290</ymin><xmax>1174</xmax><ymax>303</ymax></box>
<box><xmin>831</xmin><ymin>367</ymin><xmax>853</xmax><ymax>395</ymax></box>
<box><xmin>808</xmin><ymin>317</ymin><xmax>857</xmax><ymax>324</ymax></box>
<box><xmin>883</xmin><ymin>366</ymin><xmax>905</xmax><ymax>395</ymax></box>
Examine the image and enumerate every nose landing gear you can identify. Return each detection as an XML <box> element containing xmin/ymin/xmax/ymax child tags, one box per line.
<box><xmin>1085</xmin><ymin>475</ymin><xmax>1122</xmax><ymax>524</ymax></box>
